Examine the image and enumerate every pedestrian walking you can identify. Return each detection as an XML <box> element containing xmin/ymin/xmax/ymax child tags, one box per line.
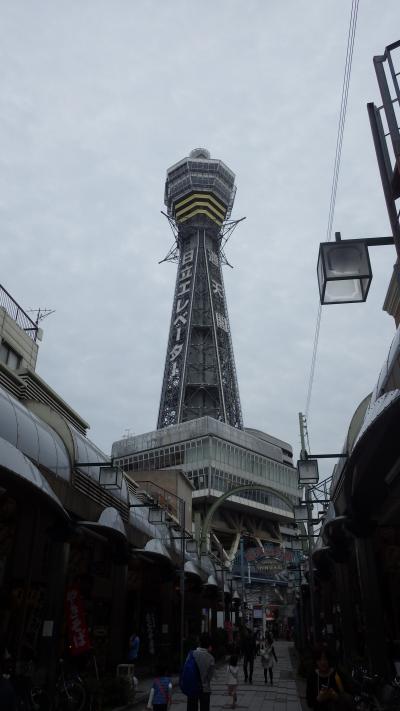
<box><xmin>128</xmin><ymin>631</ymin><xmax>140</xmax><ymax>663</ymax></box>
<box><xmin>241</xmin><ymin>628</ymin><xmax>256</xmax><ymax>683</ymax></box>
<box><xmin>185</xmin><ymin>633</ymin><xmax>215</xmax><ymax>711</ymax></box>
<box><xmin>260</xmin><ymin>635</ymin><xmax>278</xmax><ymax>685</ymax></box>
<box><xmin>147</xmin><ymin>662</ymin><xmax>172</xmax><ymax>711</ymax></box>
<box><xmin>226</xmin><ymin>654</ymin><xmax>239</xmax><ymax>709</ymax></box>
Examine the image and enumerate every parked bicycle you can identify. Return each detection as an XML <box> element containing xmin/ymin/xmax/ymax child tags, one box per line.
<box><xmin>352</xmin><ymin>665</ymin><xmax>400</xmax><ymax>711</ymax></box>
<box><xmin>12</xmin><ymin>657</ymin><xmax>86</xmax><ymax>711</ymax></box>
<box><xmin>53</xmin><ymin>659</ymin><xmax>86</xmax><ymax>711</ymax></box>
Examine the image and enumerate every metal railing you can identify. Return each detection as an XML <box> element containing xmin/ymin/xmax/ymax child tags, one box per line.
<box><xmin>134</xmin><ymin>480</ymin><xmax>184</xmax><ymax>527</ymax></box>
<box><xmin>0</xmin><ymin>284</ymin><xmax>38</xmax><ymax>341</ymax></box>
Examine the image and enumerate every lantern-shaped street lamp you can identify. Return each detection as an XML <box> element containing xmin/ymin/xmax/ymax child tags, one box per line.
<box><xmin>294</xmin><ymin>504</ymin><xmax>309</xmax><ymax>523</ymax></box>
<box><xmin>99</xmin><ymin>465</ymin><xmax>123</xmax><ymax>489</ymax></box>
<box><xmin>317</xmin><ymin>239</ymin><xmax>372</xmax><ymax>304</ymax></box>
<box><xmin>297</xmin><ymin>458</ymin><xmax>319</xmax><ymax>486</ymax></box>
<box><xmin>317</xmin><ymin>232</ymin><xmax>394</xmax><ymax>305</ymax></box>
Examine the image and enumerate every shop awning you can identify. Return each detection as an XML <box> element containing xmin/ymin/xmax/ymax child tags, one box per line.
<box><xmin>343</xmin><ymin>389</ymin><xmax>400</xmax><ymax>515</ymax></box>
<box><xmin>205</xmin><ymin>574</ymin><xmax>218</xmax><ymax>587</ymax></box>
<box><xmin>322</xmin><ymin>515</ymin><xmax>351</xmax><ymax>545</ymax></box>
<box><xmin>184</xmin><ymin>560</ymin><xmax>203</xmax><ymax>578</ymax></box>
<box><xmin>133</xmin><ymin>538</ymin><xmax>172</xmax><ymax>565</ymax></box>
<box><xmin>80</xmin><ymin>507</ymin><xmax>127</xmax><ymax>544</ymax></box>
<box><xmin>0</xmin><ymin>435</ymin><xmax>68</xmax><ymax>519</ymax></box>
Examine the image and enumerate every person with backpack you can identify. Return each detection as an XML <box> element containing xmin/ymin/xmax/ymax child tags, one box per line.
<box><xmin>147</xmin><ymin>661</ymin><xmax>172</xmax><ymax>711</ymax></box>
<box><xmin>260</xmin><ymin>634</ymin><xmax>278</xmax><ymax>685</ymax></box>
<box><xmin>180</xmin><ymin>633</ymin><xmax>215</xmax><ymax>711</ymax></box>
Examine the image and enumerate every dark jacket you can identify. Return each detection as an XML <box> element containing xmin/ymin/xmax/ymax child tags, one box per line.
<box><xmin>241</xmin><ymin>635</ymin><xmax>257</xmax><ymax>659</ymax></box>
<box><xmin>0</xmin><ymin>678</ymin><xmax>17</xmax><ymax>711</ymax></box>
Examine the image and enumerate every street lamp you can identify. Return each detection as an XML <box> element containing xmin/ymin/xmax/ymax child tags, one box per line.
<box><xmin>297</xmin><ymin>458</ymin><xmax>319</xmax><ymax>485</ymax></box>
<box><xmin>294</xmin><ymin>504</ymin><xmax>309</xmax><ymax>523</ymax></box>
<box><xmin>317</xmin><ymin>233</ymin><xmax>393</xmax><ymax>305</ymax></box>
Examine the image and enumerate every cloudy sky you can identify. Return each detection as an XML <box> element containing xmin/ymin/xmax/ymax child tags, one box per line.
<box><xmin>1</xmin><ymin>1</ymin><xmax>399</xmax><ymax>475</ymax></box>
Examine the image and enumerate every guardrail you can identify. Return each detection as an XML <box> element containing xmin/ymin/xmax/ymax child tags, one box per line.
<box><xmin>0</xmin><ymin>284</ymin><xmax>38</xmax><ymax>341</ymax></box>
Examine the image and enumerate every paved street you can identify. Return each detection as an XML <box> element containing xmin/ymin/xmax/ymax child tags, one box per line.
<box><xmin>131</xmin><ymin>641</ymin><xmax>305</xmax><ymax>711</ymax></box>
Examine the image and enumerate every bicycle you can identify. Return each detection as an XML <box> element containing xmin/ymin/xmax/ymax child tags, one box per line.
<box><xmin>53</xmin><ymin>659</ymin><xmax>86</xmax><ymax>711</ymax></box>
<box><xmin>352</xmin><ymin>665</ymin><xmax>383</xmax><ymax>711</ymax></box>
<box><xmin>352</xmin><ymin>666</ymin><xmax>400</xmax><ymax>711</ymax></box>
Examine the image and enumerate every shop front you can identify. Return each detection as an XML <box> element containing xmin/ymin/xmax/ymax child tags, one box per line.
<box><xmin>0</xmin><ymin>435</ymin><xmax>69</xmax><ymax>687</ymax></box>
<box><xmin>324</xmin><ymin>387</ymin><xmax>400</xmax><ymax>676</ymax></box>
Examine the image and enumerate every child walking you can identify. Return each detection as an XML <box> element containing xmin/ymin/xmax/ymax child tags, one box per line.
<box><xmin>226</xmin><ymin>654</ymin><xmax>239</xmax><ymax>709</ymax></box>
<box><xmin>261</xmin><ymin>635</ymin><xmax>278</xmax><ymax>685</ymax></box>
<box><xmin>147</xmin><ymin>662</ymin><xmax>172</xmax><ymax>711</ymax></box>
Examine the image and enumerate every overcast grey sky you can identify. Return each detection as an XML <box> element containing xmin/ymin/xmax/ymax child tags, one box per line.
<box><xmin>1</xmin><ymin>1</ymin><xmax>399</xmax><ymax>475</ymax></box>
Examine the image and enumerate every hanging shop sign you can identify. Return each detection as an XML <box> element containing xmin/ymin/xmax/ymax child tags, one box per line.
<box><xmin>65</xmin><ymin>586</ymin><xmax>92</xmax><ymax>656</ymax></box>
<box><xmin>245</xmin><ymin>544</ymin><xmax>298</xmax><ymax>564</ymax></box>
<box><xmin>255</xmin><ymin>557</ymin><xmax>285</xmax><ymax>574</ymax></box>
<box><xmin>253</xmin><ymin>607</ymin><xmax>263</xmax><ymax>619</ymax></box>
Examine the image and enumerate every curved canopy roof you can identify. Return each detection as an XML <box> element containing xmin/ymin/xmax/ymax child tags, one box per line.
<box><xmin>68</xmin><ymin>423</ymin><xmax>130</xmax><ymax>506</ymax></box>
<box><xmin>0</xmin><ymin>387</ymin><xmax>71</xmax><ymax>480</ymax></box>
<box><xmin>184</xmin><ymin>560</ymin><xmax>204</xmax><ymax>578</ymax></box>
<box><xmin>133</xmin><ymin>538</ymin><xmax>172</xmax><ymax>564</ymax></box>
<box><xmin>80</xmin><ymin>506</ymin><xmax>127</xmax><ymax>543</ymax></box>
<box><xmin>0</xmin><ymin>435</ymin><xmax>68</xmax><ymax>518</ymax></box>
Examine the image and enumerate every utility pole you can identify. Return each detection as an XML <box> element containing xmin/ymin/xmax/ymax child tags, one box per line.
<box><xmin>240</xmin><ymin>536</ymin><xmax>245</xmax><ymax>624</ymax></box>
<box><xmin>179</xmin><ymin>499</ymin><xmax>186</xmax><ymax>666</ymax></box>
<box><xmin>299</xmin><ymin>412</ymin><xmax>317</xmax><ymax>646</ymax></box>
<box><xmin>262</xmin><ymin>586</ymin><xmax>267</xmax><ymax>640</ymax></box>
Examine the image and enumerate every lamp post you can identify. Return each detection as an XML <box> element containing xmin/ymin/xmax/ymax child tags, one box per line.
<box><xmin>318</xmin><ymin>41</ymin><xmax>400</xmax><ymax>306</ymax></box>
<box><xmin>317</xmin><ymin>232</ymin><xmax>394</xmax><ymax>305</ymax></box>
<box><xmin>296</xmin><ymin>414</ymin><xmax>347</xmax><ymax>644</ymax></box>
<box><xmin>179</xmin><ymin>499</ymin><xmax>186</xmax><ymax>667</ymax></box>
<box><xmin>240</xmin><ymin>536</ymin><xmax>246</xmax><ymax>623</ymax></box>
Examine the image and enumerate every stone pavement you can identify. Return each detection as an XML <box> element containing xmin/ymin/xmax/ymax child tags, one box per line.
<box><xmin>127</xmin><ymin>641</ymin><xmax>305</xmax><ymax>711</ymax></box>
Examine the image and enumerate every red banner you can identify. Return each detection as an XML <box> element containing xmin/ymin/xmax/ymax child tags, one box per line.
<box><xmin>65</xmin><ymin>586</ymin><xmax>91</xmax><ymax>656</ymax></box>
<box><xmin>224</xmin><ymin>620</ymin><xmax>233</xmax><ymax>642</ymax></box>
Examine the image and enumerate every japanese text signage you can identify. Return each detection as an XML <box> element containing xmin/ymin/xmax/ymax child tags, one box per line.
<box><xmin>65</xmin><ymin>586</ymin><xmax>92</xmax><ymax>656</ymax></box>
<box><xmin>168</xmin><ymin>248</ymin><xmax>195</xmax><ymax>384</ymax></box>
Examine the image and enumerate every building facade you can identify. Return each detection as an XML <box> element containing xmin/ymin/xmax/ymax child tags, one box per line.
<box><xmin>0</xmin><ymin>283</ymin><xmax>224</xmax><ymax>688</ymax></box>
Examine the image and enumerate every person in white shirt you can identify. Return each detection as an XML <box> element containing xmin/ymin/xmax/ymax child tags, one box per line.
<box><xmin>226</xmin><ymin>655</ymin><xmax>239</xmax><ymax>709</ymax></box>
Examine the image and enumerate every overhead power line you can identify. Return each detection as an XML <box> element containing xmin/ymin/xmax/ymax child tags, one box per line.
<box><xmin>305</xmin><ymin>0</ymin><xmax>360</xmax><ymax>421</ymax></box>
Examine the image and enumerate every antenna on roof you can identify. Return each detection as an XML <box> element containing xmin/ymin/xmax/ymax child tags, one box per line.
<box><xmin>26</xmin><ymin>308</ymin><xmax>56</xmax><ymax>325</ymax></box>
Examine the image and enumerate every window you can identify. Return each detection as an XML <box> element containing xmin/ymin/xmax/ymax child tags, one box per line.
<box><xmin>0</xmin><ymin>341</ymin><xmax>21</xmax><ymax>370</ymax></box>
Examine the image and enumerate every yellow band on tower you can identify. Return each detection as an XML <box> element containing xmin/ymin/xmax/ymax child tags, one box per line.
<box><xmin>175</xmin><ymin>191</ymin><xmax>226</xmax><ymax>212</ymax></box>
<box><xmin>174</xmin><ymin>192</ymin><xmax>227</xmax><ymax>225</ymax></box>
<box><xmin>179</xmin><ymin>208</ymin><xmax>224</xmax><ymax>225</ymax></box>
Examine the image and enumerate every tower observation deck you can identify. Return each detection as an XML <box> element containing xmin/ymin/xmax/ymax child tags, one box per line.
<box><xmin>157</xmin><ymin>149</ymin><xmax>243</xmax><ymax>430</ymax></box>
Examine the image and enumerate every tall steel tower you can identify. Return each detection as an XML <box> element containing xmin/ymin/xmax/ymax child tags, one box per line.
<box><xmin>157</xmin><ymin>148</ymin><xmax>243</xmax><ymax>430</ymax></box>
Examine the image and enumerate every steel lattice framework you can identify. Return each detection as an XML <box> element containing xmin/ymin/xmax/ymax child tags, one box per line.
<box><xmin>157</xmin><ymin>149</ymin><xmax>243</xmax><ymax>430</ymax></box>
